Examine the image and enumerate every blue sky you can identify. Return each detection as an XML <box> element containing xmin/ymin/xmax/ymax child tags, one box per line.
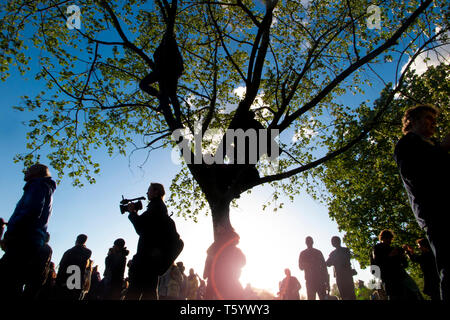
<box><xmin>0</xmin><ymin>62</ymin><xmax>380</xmax><ymax>297</ymax></box>
<box><xmin>2</xmin><ymin>0</ymin><xmax>446</xmax><ymax>298</ymax></box>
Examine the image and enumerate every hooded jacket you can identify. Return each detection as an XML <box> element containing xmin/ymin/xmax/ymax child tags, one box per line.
<box><xmin>6</xmin><ymin>177</ymin><xmax>57</xmax><ymax>247</ymax></box>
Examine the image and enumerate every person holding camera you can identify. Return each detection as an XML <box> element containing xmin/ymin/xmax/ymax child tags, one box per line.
<box><xmin>125</xmin><ymin>182</ymin><xmax>183</xmax><ymax>300</ymax></box>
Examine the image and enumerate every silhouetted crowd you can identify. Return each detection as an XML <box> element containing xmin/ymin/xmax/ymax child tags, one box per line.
<box><xmin>0</xmin><ymin>104</ymin><xmax>448</xmax><ymax>301</ymax></box>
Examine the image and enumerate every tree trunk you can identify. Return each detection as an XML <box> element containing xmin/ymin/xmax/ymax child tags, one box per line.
<box><xmin>210</xmin><ymin>199</ymin><xmax>233</xmax><ymax>242</ymax></box>
<box><xmin>202</xmin><ymin>195</ymin><xmax>247</xmax><ymax>299</ymax></box>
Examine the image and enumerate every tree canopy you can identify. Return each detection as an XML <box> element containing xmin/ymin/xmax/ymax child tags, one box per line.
<box><xmin>1</xmin><ymin>0</ymin><xmax>448</xmax><ymax>233</ymax></box>
<box><xmin>320</xmin><ymin>63</ymin><xmax>449</xmax><ymax>269</ymax></box>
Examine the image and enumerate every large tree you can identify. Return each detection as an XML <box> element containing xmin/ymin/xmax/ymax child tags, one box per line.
<box><xmin>1</xmin><ymin>0</ymin><xmax>448</xmax><ymax>296</ymax></box>
<box><xmin>319</xmin><ymin>63</ymin><xmax>449</xmax><ymax>269</ymax></box>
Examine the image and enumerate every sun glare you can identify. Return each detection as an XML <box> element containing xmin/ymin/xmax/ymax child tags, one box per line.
<box><xmin>233</xmin><ymin>207</ymin><xmax>304</xmax><ymax>298</ymax></box>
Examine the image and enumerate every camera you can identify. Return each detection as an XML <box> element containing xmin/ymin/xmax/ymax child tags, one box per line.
<box><xmin>119</xmin><ymin>196</ymin><xmax>146</xmax><ymax>214</ymax></box>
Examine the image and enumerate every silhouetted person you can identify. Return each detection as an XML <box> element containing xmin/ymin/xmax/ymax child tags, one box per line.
<box><xmin>38</xmin><ymin>261</ymin><xmax>57</xmax><ymax>300</ymax></box>
<box><xmin>298</xmin><ymin>236</ymin><xmax>329</xmax><ymax>300</ymax></box>
<box><xmin>56</xmin><ymin>234</ymin><xmax>92</xmax><ymax>300</ymax></box>
<box><xmin>139</xmin><ymin>29</ymin><xmax>183</xmax><ymax>121</ymax></box>
<box><xmin>176</xmin><ymin>261</ymin><xmax>188</xmax><ymax>300</ymax></box>
<box><xmin>218</xmin><ymin>110</ymin><xmax>277</xmax><ymax>196</ymax></box>
<box><xmin>371</xmin><ymin>230</ymin><xmax>422</xmax><ymax>300</ymax></box>
<box><xmin>244</xmin><ymin>283</ymin><xmax>258</xmax><ymax>299</ymax></box>
<box><xmin>326</xmin><ymin>236</ymin><xmax>356</xmax><ymax>300</ymax></box>
<box><xmin>186</xmin><ymin>268</ymin><xmax>199</xmax><ymax>300</ymax></box>
<box><xmin>403</xmin><ymin>238</ymin><xmax>440</xmax><ymax>300</ymax></box>
<box><xmin>23</xmin><ymin>231</ymin><xmax>53</xmax><ymax>299</ymax></box>
<box><xmin>228</xmin><ymin>110</ymin><xmax>266</xmax><ymax>163</ymax></box>
<box><xmin>167</xmin><ymin>263</ymin><xmax>183</xmax><ymax>299</ymax></box>
<box><xmin>394</xmin><ymin>104</ymin><xmax>450</xmax><ymax>300</ymax></box>
<box><xmin>197</xmin><ymin>278</ymin><xmax>206</xmax><ymax>300</ymax></box>
<box><xmin>0</xmin><ymin>164</ymin><xmax>56</xmax><ymax>300</ymax></box>
<box><xmin>80</xmin><ymin>258</ymin><xmax>93</xmax><ymax>300</ymax></box>
<box><xmin>158</xmin><ymin>266</ymin><xmax>171</xmax><ymax>300</ymax></box>
<box><xmin>125</xmin><ymin>183</ymin><xmax>183</xmax><ymax>300</ymax></box>
<box><xmin>203</xmin><ymin>228</ymin><xmax>246</xmax><ymax>299</ymax></box>
<box><xmin>103</xmin><ymin>238</ymin><xmax>129</xmax><ymax>300</ymax></box>
<box><xmin>86</xmin><ymin>265</ymin><xmax>102</xmax><ymax>300</ymax></box>
<box><xmin>279</xmin><ymin>268</ymin><xmax>301</xmax><ymax>300</ymax></box>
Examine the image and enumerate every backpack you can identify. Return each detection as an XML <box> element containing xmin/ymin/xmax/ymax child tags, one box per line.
<box><xmin>157</xmin><ymin>216</ymin><xmax>184</xmax><ymax>276</ymax></box>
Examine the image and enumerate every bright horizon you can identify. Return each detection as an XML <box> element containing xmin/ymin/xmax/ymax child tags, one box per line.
<box><xmin>1</xmin><ymin>54</ymin><xmax>440</xmax><ymax>298</ymax></box>
<box><xmin>1</xmin><ymin>0</ymin><xmax>445</xmax><ymax>299</ymax></box>
<box><xmin>0</xmin><ymin>103</ymin><xmax>374</xmax><ymax>297</ymax></box>
<box><xmin>0</xmin><ymin>55</ymin><xmax>380</xmax><ymax>299</ymax></box>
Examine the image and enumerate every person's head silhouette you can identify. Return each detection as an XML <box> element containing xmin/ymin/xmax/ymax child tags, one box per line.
<box><xmin>305</xmin><ymin>236</ymin><xmax>314</xmax><ymax>248</ymax></box>
<box><xmin>147</xmin><ymin>182</ymin><xmax>165</xmax><ymax>200</ymax></box>
<box><xmin>177</xmin><ymin>261</ymin><xmax>185</xmax><ymax>273</ymax></box>
<box><xmin>114</xmin><ymin>238</ymin><xmax>126</xmax><ymax>249</ymax></box>
<box><xmin>284</xmin><ymin>268</ymin><xmax>291</xmax><ymax>277</ymax></box>
<box><xmin>402</xmin><ymin>104</ymin><xmax>439</xmax><ymax>138</ymax></box>
<box><xmin>76</xmin><ymin>234</ymin><xmax>88</xmax><ymax>246</ymax></box>
<box><xmin>24</xmin><ymin>163</ymin><xmax>51</xmax><ymax>182</ymax></box>
<box><xmin>331</xmin><ymin>236</ymin><xmax>341</xmax><ymax>248</ymax></box>
<box><xmin>378</xmin><ymin>230</ymin><xmax>394</xmax><ymax>245</ymax></box>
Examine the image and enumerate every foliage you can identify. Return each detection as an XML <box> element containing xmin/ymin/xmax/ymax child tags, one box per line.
<box><xmin>0</xmin><ymin>0</ymin><xmax>447</xmax><ymax>223</ymax></box>
<box><xmin>355</xmin><ymin>284</ymin><xmax>374</xmax><ymax>300</ymax></box>
<box><xmin>320</xmin><ymin>64</ymin><xmax>449</xmax><ymax>271</ymax></box>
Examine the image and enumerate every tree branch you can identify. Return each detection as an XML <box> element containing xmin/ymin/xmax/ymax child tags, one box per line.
<box><xmin>245</xmin><ymin>21</ymin><xmax>439</xmax><ymax>190</ymax></box>
<box><xmin>278</xmin><ymin>0</ymin><xmax>433</xmax><ymax>132</ymax></box>
<box><xmin>98</xmin><ymin>0</ymin><xmax>155</xmax><ymax>68</ymax></box>
<box><xmin>207</xmin><ymin>2</ymin><xmax>247</xmax><ymax>83</ymax></box>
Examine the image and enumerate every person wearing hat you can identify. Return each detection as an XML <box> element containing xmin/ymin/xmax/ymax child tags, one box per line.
<box><xmin>103</xmin><ymin>238</ymin><xmax>129</xmax><ymax>300</ymax></box>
